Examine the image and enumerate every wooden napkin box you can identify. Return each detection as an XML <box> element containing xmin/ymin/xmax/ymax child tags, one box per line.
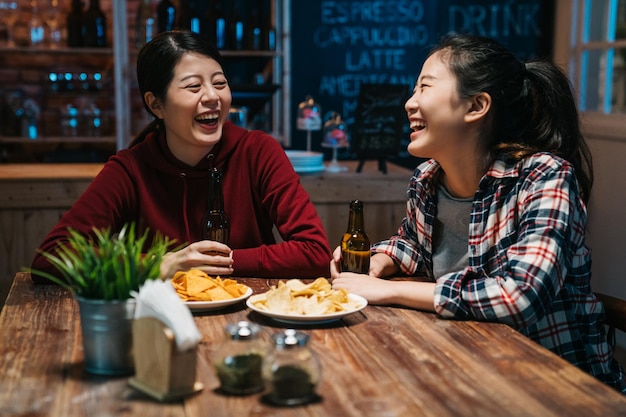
<box><xmin>128</xmin><ymin>317</ymin><xmax>203</xmax><ymax>401</ymax></box>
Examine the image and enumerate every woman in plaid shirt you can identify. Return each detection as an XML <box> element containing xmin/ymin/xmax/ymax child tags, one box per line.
<box><xmin>331</xmin><ymin>33</ymin><xmax>626</xmax><ymax>393</ymax></box>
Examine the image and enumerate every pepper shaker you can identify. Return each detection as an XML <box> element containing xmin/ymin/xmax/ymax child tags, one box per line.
<box><xmin>263</xmin><ymin>329</ymin><xmax>321</xmax><ymax>405</ymax></box>
<box><xmin>212</xmin><ymin>321</ymin><xmax>265</xmax><ymax>394</ymax></box>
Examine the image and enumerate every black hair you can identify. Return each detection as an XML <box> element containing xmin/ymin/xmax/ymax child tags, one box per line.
<box><xmin>429</xmin><ymin>33</ymin><xmax>593</xmax><ymax>202</ymax></box>
<box><xmin>130</xmin><ymin>30</ymin><xmax>225</xmax><ymax>147</ymax></box>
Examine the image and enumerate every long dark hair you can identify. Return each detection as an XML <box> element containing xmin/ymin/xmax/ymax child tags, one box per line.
<box><xmin>429</xmin><ymin>33</ymin><xmax>593</xmax><ymax>203</ymax></box>
<box><xmin>130</xmin><ymin>30</ymin><xmax>225</xmax><ymax>147</ymax></box>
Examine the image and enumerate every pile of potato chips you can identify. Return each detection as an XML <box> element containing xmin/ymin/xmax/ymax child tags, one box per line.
<box><xmin>249</xmin><ymin>277</ymin><xmax>362</xmax><ymax>315</ymax></box>
<box><xmin>171</xmin><ymin>269</ymin><xmax>249</xmax><ymax>302</ymax></box>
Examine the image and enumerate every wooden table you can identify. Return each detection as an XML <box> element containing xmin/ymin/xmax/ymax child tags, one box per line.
<box><xmin>2</xmin><ymin>272</ymin><xmax>625</xmax><ymax>417</ymax></box>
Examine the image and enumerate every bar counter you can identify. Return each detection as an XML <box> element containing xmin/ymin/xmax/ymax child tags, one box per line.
<box><xmin>2</xmin><ymin>272</ymin><xmax>626</xmax><ymax>416</ymax></box>
<box><xmin>0</xmin><ymin>161</ymin><xmax>412</xmax><ymax>308</ymax></box>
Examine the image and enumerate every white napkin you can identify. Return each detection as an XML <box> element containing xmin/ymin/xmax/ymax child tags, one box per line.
<box><xmin>132</xmin><ymin>279</ymin><xmax>202</xmax><ymax>352</ymax></box>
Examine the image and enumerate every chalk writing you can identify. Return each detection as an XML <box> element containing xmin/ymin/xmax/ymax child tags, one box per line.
<box><xmin>447</xmin><ymin>3</ymin><xmax>542</xmax><ymax>38</ymax></box>
<box><xmin>290</xmin><ymin>0</ymin><xmax>554</xmax><ymax>155</ymax></box>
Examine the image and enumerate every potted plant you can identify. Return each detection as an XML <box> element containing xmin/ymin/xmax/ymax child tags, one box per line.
<box><xmin>32</xmin><ymin>222</ymin><xmax>175</xmax><ymax>375</ymax></box>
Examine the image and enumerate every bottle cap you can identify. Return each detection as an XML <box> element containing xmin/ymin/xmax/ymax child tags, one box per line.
<box><xmin>271</xmin><ymin>329</ymin><xmax>309</xmax><ymax>348</ymax></box>
<box><xmin>225</xmin><ymin>321</ymin><xmax>261</xmax><ymax>340</ymax></box>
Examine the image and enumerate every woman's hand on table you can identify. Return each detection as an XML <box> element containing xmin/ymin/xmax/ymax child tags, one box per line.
<box><xmin>330</xmin><ymin>246</ymin><xmax>436</xmax><ymax>311</ymax></box>
<box><xmin>330</xmin><ymin>246</ymin><xmax>398</xmax><ymax>279</ymax></box>
<box><xmin>160</xmin><ymin>240</ymin><xmax>234</xmax><ymax>279</ymax></box>
<box><xmin>330</xmin><ymin>247</ymin><xmax>395</xmax><ymax>304</ymax></box>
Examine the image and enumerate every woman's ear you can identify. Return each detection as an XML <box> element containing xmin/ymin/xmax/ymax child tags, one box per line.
<box><xmin>465</xmin><ymin>92</ymin><xmax>491</xmax><ymax>123</ymax></box>
<box><xmin>144</xmin><ymin>92</ymin><xmax>164</xmax><ymax>119</ymax></box>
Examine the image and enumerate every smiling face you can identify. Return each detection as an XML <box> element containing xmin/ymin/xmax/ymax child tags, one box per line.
<box><xmin>405</xmin><ymin>50</ymin><xmax>475</xmax><ymax>162</ymax></box>
<box><xmin>145</xmin><ymin>52</ymin><xmax>232</xmax><ymax>166</ymax></box>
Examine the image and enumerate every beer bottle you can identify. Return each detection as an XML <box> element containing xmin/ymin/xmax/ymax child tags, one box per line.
<box><xmin>82</xmin><ymin>0</ymin><xmax>107</xmax><ymax>47</ymax></box>
<box><xmin>341</xmin><ymin>200</ymin><xmax>370</xmax><ymax>273</ymax></box>
<box><xmin>135</xmin><ymin>0</ymin><xmax>156</xmax><ymax>49</ymax></box>
<box><xmin>247</xmin><ymin>5</ymin><xmax>262</xmax><ymax>50</ymax></box>
<box><xmin>230</xmin><ymin>2</ymin><xmax>245</xmax><ymax>50</ymax></box>
<box><xmin>206</xmin><ymin>0</ymin><xmax>227</xmax><ymax>49</ymax></box>
<box><xmin>66</xmin><ymin>0</ymin><xmax>84</xmax><ymax>47</ymax></box>
<box><xmin>157</xmin><ymin>0</ymin><xmax>177</xmax><ymax>33</ymax></box>
<box><xmin>202</xmin><ymin>168</ymin><xmax>230</xmax><ymax>246</ymax></box>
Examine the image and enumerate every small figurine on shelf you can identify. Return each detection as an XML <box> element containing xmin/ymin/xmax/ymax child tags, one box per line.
<box><xmin>321</xmin><ymin>111</ymin><xmax>348</xmax><ymax>173</ymax></box>
<box><xmin>296</xmin><ymin>95</ymin><xmax>322</xmax><ymax>152</ymax></box>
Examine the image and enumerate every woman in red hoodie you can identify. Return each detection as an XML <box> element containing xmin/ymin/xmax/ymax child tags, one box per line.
<box><xmin>31</xmin><ymin>30</ymin><xmax>331</xmax><ymax>281</ymax></box>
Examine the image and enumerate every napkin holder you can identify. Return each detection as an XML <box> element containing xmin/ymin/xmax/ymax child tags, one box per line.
<box><xmin>128</xmin><ymin>317</ymin><xmax>203</xmax><ymax>401</ymax></box>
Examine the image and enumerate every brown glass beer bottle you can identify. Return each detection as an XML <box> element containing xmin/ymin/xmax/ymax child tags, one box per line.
<box><xmin>202</xmin><ymin>168</ymin><xmax>230</xmax><ymax>246</ymax></box>
<box><xmin>341</xmin><ymin>200</ymin><xmax>370</xmax><ymax>273</ymax></box>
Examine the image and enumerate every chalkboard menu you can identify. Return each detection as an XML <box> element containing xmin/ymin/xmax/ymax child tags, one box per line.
<box><xmin>352</xmin><ymin>83</ymin><xmax>408</xmax><ymax>157</ymax></box>
<box><xmin>290</xmin><ymin>0</ymin><xmax>555</xmax><ymax>166</ymax></box>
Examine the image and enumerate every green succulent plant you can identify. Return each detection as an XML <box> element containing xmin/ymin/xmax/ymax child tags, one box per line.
<box><xmin>31</xmin><ymin>223</ymin><xmax>176</xmax><ymax>301</ymax></box>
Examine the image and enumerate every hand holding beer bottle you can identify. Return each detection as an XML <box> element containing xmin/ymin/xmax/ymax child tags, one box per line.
<box><xmin>340</xmin><ymin>200</ymin><xmax>370</xmax><ymax>274</ymax></box>
<box><xmin>202</xmin><ymin>167</ymin><xmax>230</xmax><ymax>254</ymax></box>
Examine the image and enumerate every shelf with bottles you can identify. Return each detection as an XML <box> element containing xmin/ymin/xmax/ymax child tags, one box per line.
<box><xmin>0</xmin><ymin>50</ymin><xmax>115</xmax><ymax>155</ymax></box>
<box><xmin>0</xmin><ymin>46</ymin><xmax>113</xmax><ymax>72</ymax></box>
<box><xmin>0</xmin><ymin>135</ymin><xmax>115</xmax><ymax>144</ymax></box>
<box><xmin>0</xmin><ymin>45</ymin><xmax>113</xmax><ymax>54</ymax></box>
<box><xmin>0</xmin><ymin>0</ymin><xmax>109</xmax><ymax>49</ymax></box>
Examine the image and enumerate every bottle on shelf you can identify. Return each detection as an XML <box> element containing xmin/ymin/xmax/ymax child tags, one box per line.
<box><xmin>205</xmin><ymin>0</ymin><xmax>226</xmax><ymax>49</ymax></box>
<box><xmin>247</xmin><ymin>6</ymin><xmax>262</xmax><ymax>50</ymax></box>
<box><xmin>135</xmin><ymin>0</ymin><xmax>156</xmax><ymax>48</ymax></box>
<box><xmin>340</xmin><ymin>200</ymin><xmax>371</xmax><ymax>274</ymax></box>
<box><xmin>179</xmin><ymin>0</ymin><xmax>202</xmax><ymax>34</ymax></box>
<box><xmin>230</xmin><ymin>2</ymin><xmax>245</xmax><ymax>50</ymax></box>
<box><xmin>82</xmin><ymin>0</ymin><xmax>107</xmax><ymax>47</ymax></box>
<box><xmin>266</xmin><ymin>24</ymin><xmax>276</xmax><ymax>51</ymax></box>
<box><xmin>202</xmin><ymin>167</ymin><xmax>230</xmax><ymax>247</ymax></box>
<box><xmin>66</xmin><ymin>0</ymin><xmax>84</xmax><ymax>47</ymax></box>
<box><xmin>256</xmin><ymin>2</ymin><xmax>276</xmax><ymax>51</ymax></box>
<box><xmin>156</xmin><ymin>0</ymin><xmax>176</xmax><ymax>33</ymax></box>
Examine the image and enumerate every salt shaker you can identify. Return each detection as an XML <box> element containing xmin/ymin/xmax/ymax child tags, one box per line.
<box><xmin>212</xmin><ymin>321</ymin><xmax>265</xmax><ymax>394</ymax></box>
<box><xmin>263</xmin><ymin>329</ymin><xmax>321</xmax><ymax>405</ymax></box>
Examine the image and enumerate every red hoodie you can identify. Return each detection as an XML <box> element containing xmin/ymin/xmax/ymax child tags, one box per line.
<box><xmin>31</xmin><ymin>122</ymin><xmax>331</xmax><ymax>281</ymax></box>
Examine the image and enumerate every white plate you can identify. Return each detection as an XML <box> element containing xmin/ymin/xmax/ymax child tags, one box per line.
<box><xmin>285</xmin><ymin>150</ymin><xmax>323</xmax><ymax>160</ymax></box>
<box><xmin>246</xmin><ymin>293</ymin><xmax>367</xmax><ymax>324</ymax></box>
<box><xmin>294</xmin><ymin>164</ymin><xmax>325</xmax><ymax>174</ymax></box>
<box><xmin>185</xmin><ymin>287</ymin><xmax>253</xmax><ymax>312</ymax></box>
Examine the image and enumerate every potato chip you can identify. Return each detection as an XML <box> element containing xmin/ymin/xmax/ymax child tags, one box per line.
<box><xmin>250</xmin><ymin>277</ymin><xmax>361</xmax><ymax>315</ymax></box>
<box><xmin>171</xmin><ymin>269</ymin><xmax>249</xmax><ymax>302</ymax></box>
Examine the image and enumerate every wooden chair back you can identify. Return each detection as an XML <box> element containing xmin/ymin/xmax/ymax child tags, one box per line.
<box><xmin>595</xmin><ymin>292</ymin><xmax>626</xmax><ymax>349</ymax></box>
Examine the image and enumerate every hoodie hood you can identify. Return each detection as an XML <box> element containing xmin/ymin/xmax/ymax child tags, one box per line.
<box><xmin>132</xmin><ymin>120</ymin><xmax>249</xmax><ymax>178</ymax></box>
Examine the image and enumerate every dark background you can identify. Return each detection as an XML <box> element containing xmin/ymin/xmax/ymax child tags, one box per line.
<box><xmin>290</xmin><ymin>0</ymin><xmax>555</xmax><ymax>169</ymax></box>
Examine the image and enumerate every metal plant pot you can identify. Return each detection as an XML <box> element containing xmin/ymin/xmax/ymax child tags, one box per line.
<box><xmin>76</xmin><ymin>296</ymin><xmax>136</xmax><ymax>375</ymax></box>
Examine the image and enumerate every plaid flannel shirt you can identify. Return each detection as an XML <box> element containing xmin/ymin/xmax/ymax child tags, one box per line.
<box><xmin>372</xmin><ymin>152</ymin><xmax>626</xmax><ymax>393</ymax></box>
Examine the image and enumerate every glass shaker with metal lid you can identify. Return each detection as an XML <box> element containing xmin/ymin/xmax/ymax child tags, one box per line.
<box><xmin>212</xmin><ymin>321</ymin><xmax>265</xmax><ymax>394</ymax></box>
<box><xmin>263</xmin><ymin>329</ymin><xmax>321</xmax><ymax>405</ymax></box>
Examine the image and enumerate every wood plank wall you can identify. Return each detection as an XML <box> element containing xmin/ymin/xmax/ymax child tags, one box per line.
<box><xmin>0</xmin><ymin>161</ymin><xmax>412</xmax><ymax>309</ymax></box>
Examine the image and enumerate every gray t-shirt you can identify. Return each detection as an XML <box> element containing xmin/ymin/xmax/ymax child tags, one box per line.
<box><xmin>432</xmin><ymin>185</ymin><xmax>472</xmax><ymax>279</ymax></box>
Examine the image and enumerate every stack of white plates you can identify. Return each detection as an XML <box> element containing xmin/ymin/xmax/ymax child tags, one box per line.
<box><xmin>284</xmin><ymin>150</ymin><xmax>325</xmax><ymax>174</ymax></box>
